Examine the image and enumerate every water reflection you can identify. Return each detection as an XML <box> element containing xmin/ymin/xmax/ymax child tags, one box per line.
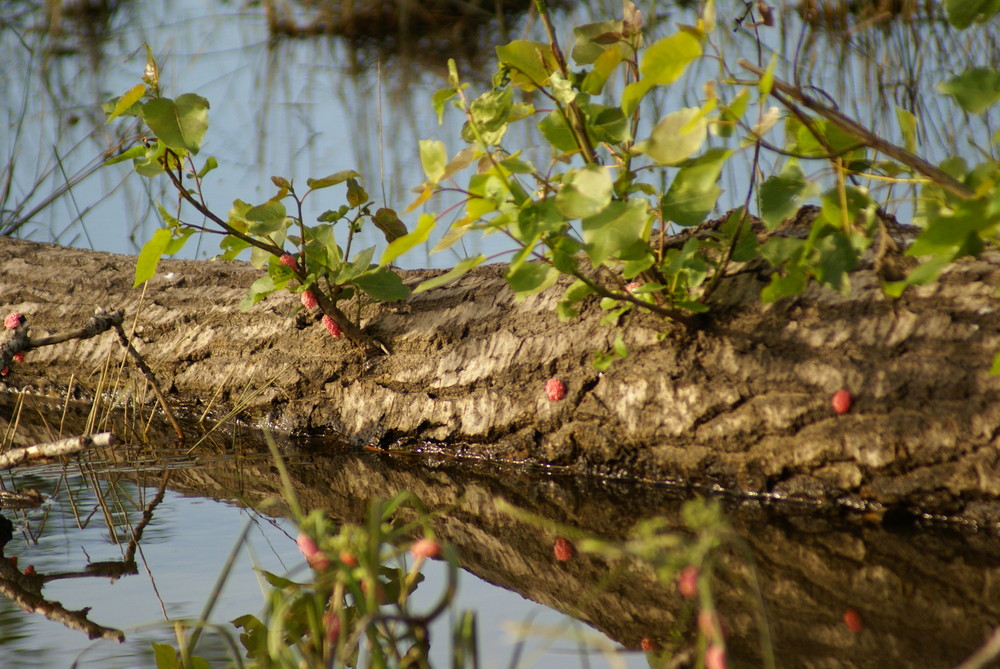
<box><xmin>0</xmin><ymin>387</ymin><xmax>997</xmax><ymax>666</ymax></box>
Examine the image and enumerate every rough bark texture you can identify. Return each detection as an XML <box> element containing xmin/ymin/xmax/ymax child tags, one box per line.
<box><xmin>2</xmin><ymin>234</ymin><xmax>1000</xmax><ymax>522</ymax></box>
<box><xmin>84</xmin><ymin>435</ymin><xmax>1000</xmax><ymax>669</ymax></box>
<box><xmin>2</xmin><ymin>381</ymin><xmax>998</xmax><ymax>668</ymax></box>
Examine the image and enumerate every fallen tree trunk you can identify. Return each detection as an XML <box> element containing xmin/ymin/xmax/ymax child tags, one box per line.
<box><xmin>2</xmin><ymin>235</ymin><xmax>1000</xmax><ymax>521</ymax></box>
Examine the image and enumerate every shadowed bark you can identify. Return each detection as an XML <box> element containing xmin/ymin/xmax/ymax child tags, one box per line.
<box><xmin>2</xmin><ymin>233</ymin><xmax>1000</xmax><ymax>522</ymax></box>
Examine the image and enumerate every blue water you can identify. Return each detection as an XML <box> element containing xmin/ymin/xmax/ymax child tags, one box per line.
<box><xmin>0</xmin><ymin>460</ymin><xmax>644</xmax><ymax>668</ymax></box>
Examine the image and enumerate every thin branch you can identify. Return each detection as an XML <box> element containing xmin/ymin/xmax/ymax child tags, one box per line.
<box><xmin>737</xmin><ymin>59</ymin><xmax>974</xmax><ymax>200</ymax></box>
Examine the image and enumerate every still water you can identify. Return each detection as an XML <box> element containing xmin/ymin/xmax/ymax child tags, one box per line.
<box><xmin>0</xmin><ymin>449</ymin><xmax>647</xmax><ymax>668</ymax></box>
<box><xmin>3</xmin><ymin>1</ymin><xmax>1000</xmax><ymax>667</ymax></box>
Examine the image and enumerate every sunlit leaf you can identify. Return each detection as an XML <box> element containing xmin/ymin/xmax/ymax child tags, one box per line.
<box><xmin>432</xmin><ymin>87</ymin><xmax>458</xmax><ymax>124</ymax></box>
<box><xmin>307</xmin><ymin>169</ymin><xmax>361</xmax><ymax>190</ymax></box>
<box><xmin>896</xmin><ymin>107</ymin><xmax>919</xmax><ymax>153</ymax></box>
<box><xmin>937</xmin><ymin>67</ymin><xmax>1000</xmax><ymax>114</ymax></box>
<box><xmin>634</xmin><ymin>107</ymin><xmax>706</xmax><ymax>165</ymax></box>
<box><xmin>104</xmin><ymin>144</ymin><xmax>146</xmax><ymax>166</ymax></box>
<box><xmin>469</xmin><ymin>87</ymin><xmax>514</xmax><ymax>132</ymax></box>
<box><xmin>419</xmin><ymin>140</ymin><xmax>447</xmax><ymax>183</ymax></box>
<box><xmin>380</xmin><ymin>213</ymin><xmax>435</xmax><ymax>266</ymax></box>
<box><xmin>581</xmin><ymin>44</ymin><xmax>624</xmax><ymax>95</ymax></box>
<box><xmin>571</xmin><ymin>20</ymin><xmax>624</xmax><ymax>65</ymax></box>
<box><xmin>245</xmin><ymin>199</ymin><xmax>287</xmax><ymax>236</ymax></box>
<box><xmin>556</xmin><ymin>166</ymin><xmax>613</xmax><ymax>219</ymax></box>
<box><xmin>760</xmin><ymin>160</ymin><xmax>814</xmax><ymax>229</ymax></box>
<box><xmin>495</xmin><ymin>40</ymin><xmax>557</xmax><ymax>90</ymax></box>
<box><xmin>582</xmin><ymin>198</ymin><xmax>649</xmax><ymax>265</ymax></box>
<box><xmin>660</xmin><ymin>148</ymin><xmax>731</xmax><ymax>227</ymax></box>
<box><xmin>196</xmin><ymin>156</ymin><xmax>218</xmax><ymax>178</ymax></box>
<box><xmin>413</xmin><ymin>255</ymin><xmax>486</xmax><ymax>293</ymax></box>
<box><xmin>759</xmin><ymin>53</ymin><xmax>778</xmax><ymax>97</ymax></box>
<box><xmin>353</xmin><ymin>267</ymin><xmax>409</xmax><ymax>301</ymax></box>
<box><xmin>134</xmin><ymin>228</ymin><xmax>171</xmax><ymax>287</ymax></box>
<box><xmin>639</xmin><ymin>32</ymin><xmax>702</xmax><ymax>85</ymax></box>
<box><xmin>106</xmin><ymin>84</ymin><xmax>146</xmax><ymax>123</ymax></box>
<box><xmin>506</xmin><ymin>262</ymin><xmax>560</xmax><ymax>299</ymax></box>
<box><xmin>141</xmin><ymin>93</ymin><xmax>210</xmax><ymax>154</ymax></box>
<box><xmin>622</xmin><ymin>78</ymin><xmax>655</xmax><ymax>117</ymax></box>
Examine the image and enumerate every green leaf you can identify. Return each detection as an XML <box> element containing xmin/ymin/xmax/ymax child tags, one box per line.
<box><xmin>581</xmin><ymin>44</ymin><xmax>624</xmax><ymax>95</ymax></box>
<box><xmin>557</xmin><ymin>279</ymin><xmax>596</xmax><ymax>320</ymax></box>
<box><xmin>634</xmin><ymin>107</ymin><xmax>706</xmax><ymax>165</ymax></box>
<box><xmin>469</xmin><ymin>87</ymin><xmax>513</xmax><ymax>132</ymax></box>
<box><xmin>759</xmin><ymin>53</ymin><xmax>778</xmax><ymax>97</ymax></box>
<box><xmin>133</xmin><ymin>141</ymin><xmax>167</xmax><ymax>177</ymax></box>
<box><xmin>813</xmin><ymin>230</ymin><xmax>857</xmax><ymax>293</ymax></box>
<box><xmin>639</xmin><ymin>32</ymin><xmax>702</xmax><ymax>85</ymax></box>
<box><xmin>353</xmin><ymin>267</ymin><xmax>409</xmax><ymax>301</ymax></box>
<box><xmin>337</xmin><ymin>246</ymin><xmax>376</xmax><ymax>282</ymax></box>
<box><xmin>538</xmin><ymin>110</ymin><xmax>578</xmax><ymax>152</ymax></box>
<box><xmin>495</xmin><ymin>40</ymin><xmax>557</xmax><ymax>90</ymax></box>
<box><xmin>245</xmin><ymin>199</ymin><xmax>288</xmax><ymax>236</ymax></box>
<box><xmin>141</xmin><ymin>93</ymin><xmax>210</xmax><ymax>154</ymax></box>
<box><xmin>991</xmin><ymin>351</ymin><xmax>1000</xmax><ymax>375</ymax></box>
<box><xmin>419</xmin><ymin>140</ymin><xmax>447</xmax><ymax>183</ymax></box>
<box><xmin>761</xmin><ymin>268</ymin><xmax>808</xmax><ymax>302</ymax></box>
<box><xmin>896</xmin><ymin>107</ymin><xmax>918</xmax><ymax>153</ymax></box>
<box><xmin>307</xmin><ymin>169</ymin><xmax>360</xmax><ymax>190</ymax></box>
<box><xmin>571</xmin><ymin>20</ymin><xmax>624</xmax><ymax>65</ymax></box>
<box><xmin>556</xmin><ymin>165</ymin><xmax>613</xmax><ymax>219</ymax></box>
<box><xmin>414</xmin><ymin>255</ymin><xmax>486</xmax><ymax>293</ymax></box>
<box><xmin>373</xmin><ymin>207</ymin><xmax>408</xmax><ymax>242</ymax></box>
<box><xmin>589</xmin><ymin>105</ymin><xmax>630</xmax><ymax>144</ymax></box>
<box><xmin>937</xmin><ymin>68</ymin><xmax>1000</xmax><ymax>115</ymax></box>
<box><xmin>134</xmin><ymin>228</ymin><xmax>172</xmax><ymax>287</ymax></box>
<box><xmin>819</xmin><ymin>185</ymin><xmax>875</xmax><ymax>233</ymax></box>
<box><xmin>760</xmin><ymin>161</ymin><xmax>815</xmax><ymax>229</ymax></box>
<box><xmin>196</xmin><ymin>156</ymin><xmax>218</xmax><ymax>178</ymax></box>
<box><xmin>660</xmin><ymin>148</ymin><xmax>731</xmax><ymax>227</ymax></box>
<box><xmin>381</xmin><ymin>213</ymin><xmax>435</xmax><ymax>266</ymax></box>
<box><xmin>582</xmin><ymin>198</ymin><xmax>649</xmax><ymax>265</ymax></box>
<box><xmin>506</xmin><ymin>262</ymin><xmax>560</xmax><ymax>298</ymax></box>
<box><xmin>106</xmin><ymin>84</ymin><xmax>146</xmax><ymax>123</ymax></box>
<box><xmin>346</xmin><ymin>177</ymin><xmax>368</xmax><ymax>208</ymax></box>
<box><xmin>240</xmin><ymin>276</ymin><xmax>276</xmax><ymax>311</ymax></box>
<box><xmin>945</xmin><ymin>0</ymin><xmax>1000</xmax><ymax>28</ymax></box>
<box><xmin>432</xmin><ymin>87</ymin><xmax>458</xmax><ymax>124</ymax></box>
<box><xmin>152</xmin><ymin>642</ymin><xmax>179</xmax><ymax>669</ymax></box>
<box><xmin>622</xmin><ymin>78</ymin><xmax>655</xmax><ymax>117</ymax></box>
<box><xmin>104</xmin><ymin>144</ymin><xmax>146</xmax><ymax>166</ymax></box>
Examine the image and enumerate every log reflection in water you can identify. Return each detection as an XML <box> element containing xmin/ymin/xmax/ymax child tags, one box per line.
<box><xmin>151</xmin><ymin>445</ymin><xmax>1000</xmax><ymax>668</ymax></box>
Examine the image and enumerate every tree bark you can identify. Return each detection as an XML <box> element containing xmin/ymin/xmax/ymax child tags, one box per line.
<box><xmin>2</xmin><ymin>234</ymin><xmax>1000</xmax><ymax>521</ymax></box>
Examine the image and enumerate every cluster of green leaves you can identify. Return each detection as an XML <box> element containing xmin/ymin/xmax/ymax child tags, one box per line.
<box><xmin>151</xmin><ymin>492</ymin><xmax>464</xmax><ymax>669</ymax></box>
<box><xmin>412</xmin><ymin>1</ymin><xmax>729</xmax><ymax>347</ymax></box>
<box><xmin>103</xmin><ymin>47</ymin><xmax>434</xmax><ymax>347</ymax></box>
<box><xmin>407</xmin><ymin>0</ymin><xmax>1000</xmax><ymax>368</ymax></box>
<box><xmin>233</xmin><ymin>494</ymin><xmax>458</xmax><ymax>668</ymax></box>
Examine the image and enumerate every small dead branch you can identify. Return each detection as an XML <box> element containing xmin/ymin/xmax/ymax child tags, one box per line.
<box><xmin>0</xmin><ymin>432</ymin><xmax>114</xmax><ymax>470</ymax></box>
<box><xmin>111</xmin><ymin>322</ymin><xmax>185</xmax><ymax>443</ymax></box>
<box><xmin>1</xmin><ymin>306</ymin><xmax>185</xmax><ymax>443</ymax></box>
<box><xmin>0</xmin><ymin>559</ymin><xmax>125</xmax><ymax>642</ymax></box>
